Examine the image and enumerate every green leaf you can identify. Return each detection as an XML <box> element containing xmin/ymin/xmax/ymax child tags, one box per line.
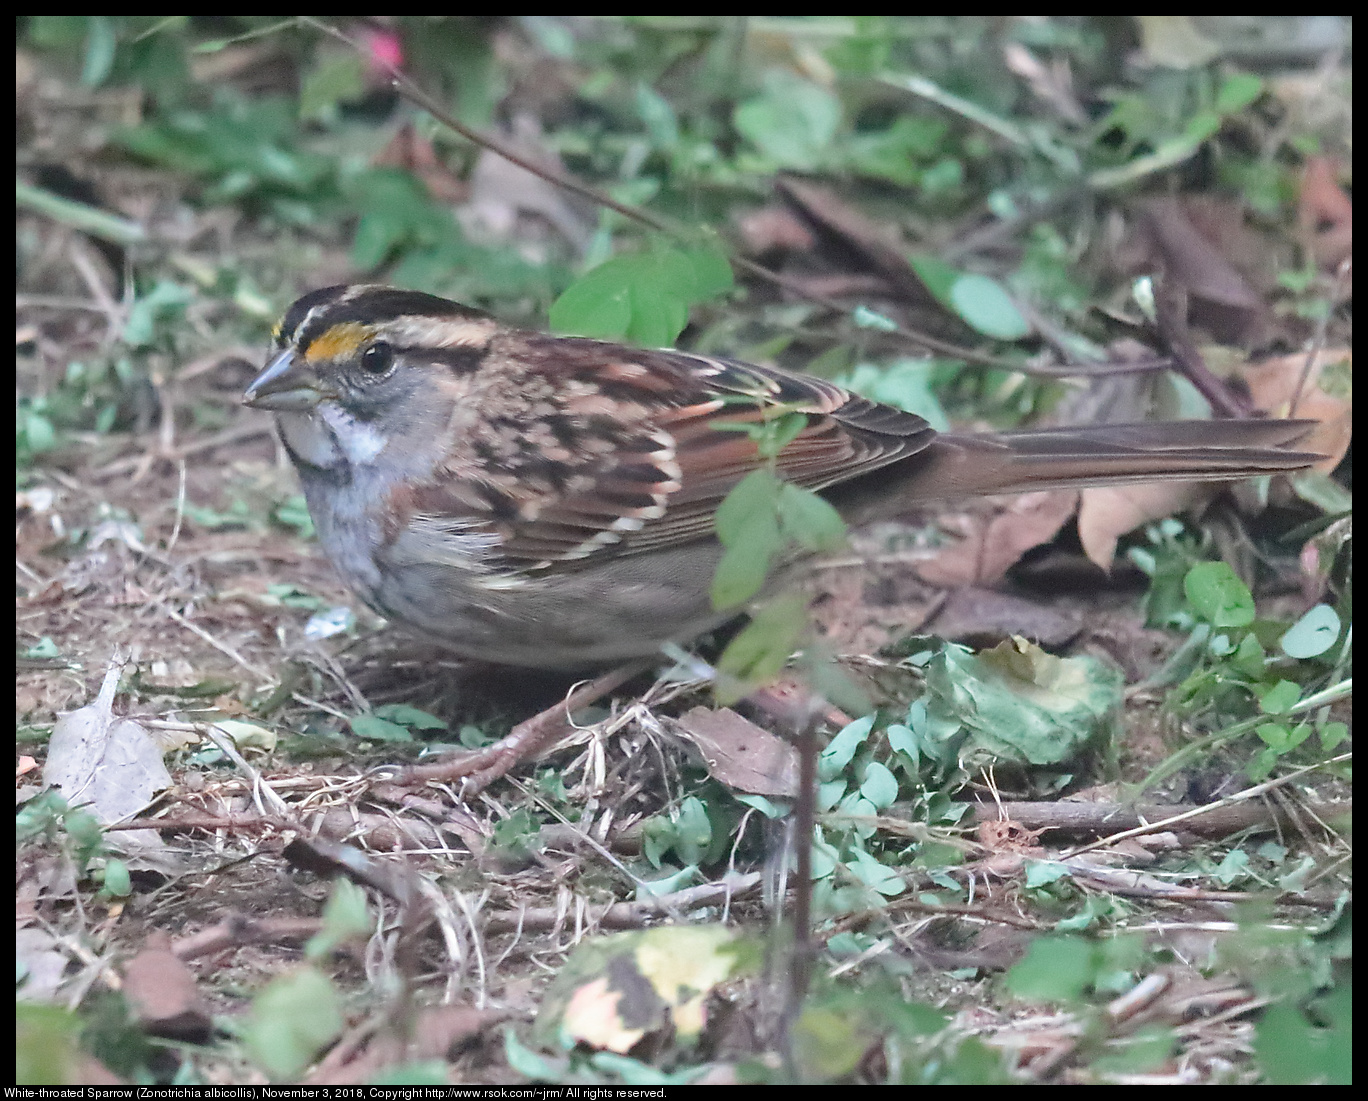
<box><xmin>1180</xmin><ymin>110</ymin><xmax>1223</xmax><ymax>144</ymax></box>
<box><xmin>299</xmin><ymin>52</ymin><xmax>366</xmax><ymax>120</ymax></box>
<box><xmin>22</xmin><ymin>411</ymin><xmax>57</xmax><ymax>453</ymax></box>
<box><xmin>734</xmin><ymin>792</ymin><xmax>787</xmax><ymax>818</ymax></box>
<box><xmin>886</xmin><ymin>723</ymin><xmax>919</xmax><ymax>770</ymax></box>
<box><xmin>835</xmin><ymin>358</ymin><xmax>949</xmax><ymax>428</ymax></box>
<box><xmin>306</xmin><ymin>879</ymin><xmax>371</xmax><ymax>961</ymax></box>
<box><xmin>1212</xmin><ymin>848</ymin><xmax>1252</xmax><ymax>887</ymax></box>
<box><xmin>1255</xmin><ymin>723</ymin><xmax>1292</xmax><ymax>751</ymax></box>
<box><xmin>348</xmin><ymin>714</ymin><xmax>413</xmax><ymax>742</ymax></box>
<box><xmin>671</xmin><ymin>796</ymin><xmax>713</xmax><ymax>867</ymax></box>
<box><xmin>100</xmin><ymin>858</ymin><xmax>131</xmax><ymax>898</ymax></box>
<box><xmin>1258</xmin><ymin>679</ymin><xmax>1301</xmax><ymax>716</ymax></box>
<box><xmin>750</xmin><ymin>410</ymin><xmax>808</xmax><ymax>458</ymax></box>
<box><xmin>272</xmin><ymin>495</ymin><xmax>315</xmax><ymax>539</ymax></box>
<box><xmin>848</xmin><ymin>847</ymin><xmax>904</xmax><ymax>896</ymax></box>
<box><xmin>635</xmin><ymin>82</ymin><xmax>680</xmax><ymax>149</ymax></box>
<box><xmin>947</xmin><ymin>272</ymin><xmax>1032</xmax><ymax>340</ymax></box>
<box><xmin>777</xmin><ymin>483</ymin><xmax>847</xmax><ymax>552</ymax></box>
<box><xmin>715</xmin><ymin>468</ymin><xmax>782</xmax><ymax>547</ymax></box>
<box><xmin>852</xmin><ymin>305</ymin><xmax>898</xmax><ymax>331</ymax></box>
<box><xmin>1319</xmin><ymin>721</ymin><xmax>1349</xmax><ymax>752</ymax></box>
<box><xmin>1094</xmin><ymin>1024</ymin><xmax>1175</xmax><ymax>1075</ymax></box>
<box><xmin>373</xmin><ymin>704</ymin><xmax>448</xmax><ymax>731</ymax></box>
<box><xmin>548</xmin><ymin>271</ymin><xmax>632</xmax><ymax>340</ymax></box>
<box><xmin>923</xmin><ymin>640</ymin><xmax>1121</xmax><ymax>767</ymax></box>
<box><xmin>1280</xmin><ymin>604</ymin><xmax>1341</xmax><ymax>659</ymax></box>
<box><xmin>27</xmin><ymin>16</ymin><xmax>91</xmax><ymax>49</ymax></box>
<box><xmin>23</xmin><ymin>636</ymin><xmax>60</xmax><ymax>660</ymax></box>
<box><xmin>715</xmin><ymin>593</ymin><xmax>808</xmax><ymax>696</ymax></box>
<box><xmin>1254</xmin><ymin>981</ymin><xmax>1352</xmax><ymax>1084</ymax></box>
<box><xmin>1005</xmin><ymin>936</ymin><xmax>1096</xmax><ymax>1002</ymax></box>
<box><xmin>710</xmin><ymin>540</ymin><xmax>773</xmax><ymax>610</ymax></box>
<box><xmin>819</xmin><ymin>714</ymin><xmax>875</xmax><ymax>782</ymax></box>
<box><xmin>1025</xmin><ymin>861</ymin><xmax>1070</xmax><ymax>888</ymax></box>
<box><xmin>858</xmin><ymin>761</ymin><xmax>900</xmax><ymax>811</ymax></box>
<box><xmin>122</xmin><ymin>280</ymin><xmax>194</xmax><ymax>347</ymax></box>
<box><xmin>846</xmin><ymin>114</ymin><xmax>949</xmax><ymax>185</ymax></box>
<box><xmin>491</xmin><ymin>807</ymin><xmax>540</xmax><ymax>861</ymax></box>
<box><xmin>369</xmin><ymin>1061</ymin><xmax>449</xmax><ymax>1086</ymax></box>
<box><xmin>16</xmin><ymin>1004</ymin><xmax>83</xmax><ymax>1085</ymax></box>
<box><xmin>549</xmin><ymin>243</ymin><xmax>732</xmax><ymax>346</ymax></box>
<box><xmin>909</xmin><ymin>254</ymin><xmax>1031</xmax><ymax>341</ymax></box>
<box><xmin>642</xmin><ymin>815</ymin><xmax>674</xmax><ymax>868</ymax></box>
<box><xmin>908</xmin><ymin>252</ymin><xmax>961</xmax><ymax>303</ymax></box>
<box><xmin>1285</xmin><ymin>722</ymin><xmax>1312</xmax><ymax>752</ymax></box>
<box><xmin>681</xmin><ymin>240</ymin><xmax>735</xmax><ymax>300</ymax></box>
<box><xmin>624</xmin><ymin>282</ymin><xmax>690</xmax><ymax>347</ymax></box>
<box><xmin>734</xmin><ymin>70</ymin><xmax>841</xmax><ymax>170</ymax></box>
<box><xmin>1184</xmin><ymin>561</ymin><xmax>1255</xmax><ymax>629</ymax></box>
<box><xmin>79</xmin><ymin>16</ymin><xmax>117</xmax><ymax>87</ymax></box>
<box><xmin>1288</xmin><ymin>470</ymin><xmax>1353</xmax><ymax>513</ymax></box>
<box><xmin>1215</xmin><ymin>72</ymin><xmax>1264</xmax><ymax>114</ymax></box>
<box><xmin>1231</xmin><ymin>631</ymin><xmax>1267</xmax><ymax>679</ymax></box>
<box><xmin>503</xmin><ymin>1028</ymin><xmax>568</xmax><ymax>1083</ymax></box>
<box><xmin>242</xmin><ymin>966</ymin><xmax>345</xmax><ymax>1080</ymax></box>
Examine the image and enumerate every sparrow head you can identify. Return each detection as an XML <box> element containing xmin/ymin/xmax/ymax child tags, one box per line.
<box><xmin>245</xmin><ymin>284</ymin><xmax>498</xmax><ymax>419</ymax></box>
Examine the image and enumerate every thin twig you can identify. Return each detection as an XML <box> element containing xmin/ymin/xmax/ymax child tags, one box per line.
<box><xmin>164</xmin><ymin>605</ymin><xmax>270</xmax><ymax>680</ymax></box>
<box><xmin>166</xmin><ymin>458</ymin><xmax>187</xmax><ymax>554</ymax></box>
<box><xmin>1061</xmin><ymin>752</ymin><xmax>1352</xmax><ymax>860</ymax></box>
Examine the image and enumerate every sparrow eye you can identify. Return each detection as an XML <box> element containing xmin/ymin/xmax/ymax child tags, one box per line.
<box><xmin>360</xmin><ymin>341</ymin><xmax>394</xmax><ymax>376</ymax></box>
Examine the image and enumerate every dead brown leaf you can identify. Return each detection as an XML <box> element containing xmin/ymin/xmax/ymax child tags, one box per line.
<box><xmin>776</xmin><ymin>176</ymin><xmax>934</xmax><ymax>305</ymax></box>
<box><xmin>1240</xmin><ymin>349</ymin><xmax>1353</xmax><ymax>469</ymax></box>
<box><xmin>734</xmin><ymin>204</ymin><xmax>816</xmax><ymax>255</ymax></box>
<box><xmin>915</xmin><ymin>491</ymin><xmax>1080</xmax><ymax>587</ymax></box>
<box><xmin>310</xmin><ymin>1005</ymin><xmax>511</xmax><ymax>1085</ymax></box>
<box><xmin>123</xmin><ymin>932</ymin><xmax>213</xmax><ymax>1043</ymax></box>
<box><xmin>1299</xmin><ymin>156</ymin><xmax>1353</xmax><ymax>270</ymax></box>
<box><xmin>1078</xmin><ymin>480</ymin><xmax>1218</xmax><ymax>571</ymax></box>
<box><xmin>671</xmin><ymin>707</ymin><xmax>799</xmax><ymax>798</ymax></box>
<box><xmin>1133</xmin><ymin>197</ymin><xmax>1272</xmax><ymax>346</ymax></box>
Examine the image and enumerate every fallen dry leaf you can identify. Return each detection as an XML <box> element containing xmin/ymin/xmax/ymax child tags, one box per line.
<box><xmin>1078</xmin><ymin>480</ymin><xmax>1218</xmax><ymax>571</ymax></box>
<box><xmin>310</xmin><ymin>1005</ymin><xmax>510</xmax><ymax>1085</ymax></box>
<box><xmin>1133</xmin><ymin>197</ymin><xmax>1271</xmax><ymax>346</ymax></box>
<box><xmin>672</xmin><ymin>706</ymin><xmax>799</xmax><ymax>798</ymax></box>
<box><xmin>1240</xmin><ymin>349</ymin><xmax>1353</xmax><ymax>469</ymax></box>
<box><xmin>915</xmin><ymin>490</ymin><xmax>1080</xmax><ymax>587</ymax></box>
<box><xmin>1299</xmin><ymin>156</ymin><xmax>1353</xmax><ymax>270</ymax></box>
<box><xmin>42</xmin><ymin>659</ymin><xmax>171</xmax><ymax>851</ymax></box>
<box><xmin>122</xmin><ymin>933</ymin><xmax>212</xmax><ymax>1043</ymax></box>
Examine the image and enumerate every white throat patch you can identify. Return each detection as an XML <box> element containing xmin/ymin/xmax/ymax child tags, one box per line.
<box><xmin>318</xmin><ymin>404</ymin><xmax>388</xmax><ymax>465</ymax></box>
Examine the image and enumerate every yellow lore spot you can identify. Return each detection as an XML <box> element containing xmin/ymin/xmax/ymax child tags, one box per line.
<box><xmin>305</xmin><ymin>322</ymin><xmax>373</xmax><ymax>363</ymax></box>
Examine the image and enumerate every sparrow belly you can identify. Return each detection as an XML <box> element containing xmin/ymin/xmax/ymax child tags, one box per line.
<box><xmin>373</xmin><ymin>538</ymin><xmax>730</xmax><ymax>668</ymax></box>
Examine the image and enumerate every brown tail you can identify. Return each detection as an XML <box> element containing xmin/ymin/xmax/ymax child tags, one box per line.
<box><xmin>840</xmin><ymin>419</ymin><xmax>1322</xmax><ymax>519</ymax></box>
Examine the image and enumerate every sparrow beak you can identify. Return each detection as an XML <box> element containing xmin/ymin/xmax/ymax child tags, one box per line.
<box><xmin>243</xmin><ymin>351</ymin><xmax>332</xmax><ymax>412</ymax></box>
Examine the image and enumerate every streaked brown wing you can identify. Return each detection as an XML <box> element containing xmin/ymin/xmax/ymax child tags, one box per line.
<box><xmin>397</xmin><ymin>331</ymin><xmax>1319</xmax><ymax>574</ymax></box>
<box><xmin>405</xmin><ymin>341</ymin><xmax>936</xmax><ymax>571</ymax></box>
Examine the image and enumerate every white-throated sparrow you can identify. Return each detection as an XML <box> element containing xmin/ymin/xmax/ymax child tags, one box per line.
<box><xmin>244</xmin><ymin>284</ymin><xmax>1318</xmax><ymax>669</ymax></box>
